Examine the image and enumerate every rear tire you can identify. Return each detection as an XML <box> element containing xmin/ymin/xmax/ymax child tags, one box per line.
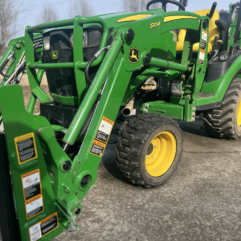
<box><xmin>203</xmin><ymin>77</ymin><xmax>241</xmax><ymax>140</ymax></box>
<box><xmin>115</xmin><ymin>114</ymin><xmax>183</xmax><ymax>188</ymax></box>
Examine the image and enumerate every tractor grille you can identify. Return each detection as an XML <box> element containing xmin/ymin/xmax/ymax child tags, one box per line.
<box><xmin>42</xmin><ymin>28</ymin><xmax>113</xmax><ymax>99</ymax></box>
<box><xmin>43</xmin><ymin>29</ymin><xmax>78</xmax><ymax>97</ymax></box>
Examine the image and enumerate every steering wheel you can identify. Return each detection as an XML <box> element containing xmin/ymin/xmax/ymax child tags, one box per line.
<box><xmin>146</xmin><ymin>0</ymin><xmax>185</xmax><ymax>11</ymax></box>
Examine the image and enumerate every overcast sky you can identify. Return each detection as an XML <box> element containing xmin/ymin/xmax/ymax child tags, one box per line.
<box><xmin>19</xmin><ymin>0</ymin><xmax>232</xmax><ymax>38</ymax></box>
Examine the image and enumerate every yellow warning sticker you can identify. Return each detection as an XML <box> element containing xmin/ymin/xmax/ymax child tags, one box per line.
<box><xmin>199</xmin><ymin>49</ymin><xmax>205</xmax><ymax>65</ymax></box>
<box><xmin>201</xmin><ymin>29</ymin><xmax>207</xmax><ymax>51</ymax></box>
<box><xmin>29</xmin><ymin>212</ymin><xmax>59</xmax><ymax>241</ymax></box>
<box><xmin>117</xmin><ymin>14</ymin><xmax>152</xmax><ymax>23</ymax></box>
<box><xmin>21</xmin><ymin>169</ymin><xmax>42</xmax><ymax>201</ymax></box>
<box><xmin>25</xmin><ymin>194</ymin><xmax>44</xmax><ymax>220</ymax></box>
<box><xmin>95</xmin><ymin>116</ymin><xmax>114</xmax><ymax>143</ymax></box>
<box><xmin>90</xmin><ymin>140</ymin><xmax>106</xmax><ymax>157</ymax></box>
<box><xmin>14</xmin><ymin>132</ymin><xmax>38</xmax><ymax>165</ymax></box>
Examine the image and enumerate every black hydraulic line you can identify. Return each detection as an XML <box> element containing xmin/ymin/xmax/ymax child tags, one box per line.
<box><xmin>0</xmin><ymin>56</ymin><xmax>15</xmax><ymax>78</ymax></box>
<box><xmin>85</xmin><ymin>46</ymin><xmax>110</xmax><ymax>89</ymax></box>
<box><xmin>62</xmin><ymin>100</ymin><xmax>98</xmax><ymax>152</ymax></box>
<box><xmin>234</xmin><ymin>0</ymin><xmax>241</xmax><ymax>44</ymax></box>
<box><xmin>79</xmin><ymin>100</ymin><xmax>98</xmax><ymax>136</ymax></box>
<box><xmin>108</xmin><ymin>140</ymin><xmax>117</xmax><ymax>144</ymax></box>
<box><xmin>85</xmin><ymin>55</ymin><xmax>97</xmax><ymax>88</ymax></box>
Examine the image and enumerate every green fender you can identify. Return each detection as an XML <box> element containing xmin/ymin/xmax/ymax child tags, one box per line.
<box><xmin>200</xmin><ymin>54</ymin><xmax>241</xmax><ymax>105</ymax></box>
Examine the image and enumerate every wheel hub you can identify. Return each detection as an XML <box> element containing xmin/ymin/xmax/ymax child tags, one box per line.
<box><xmin>145</xmin><ymin>131</ymin><xmax>177</xmax><ymax>177</ymax></box>
<box><xmin>237</xmin><ymin>99</ymin><xmax>241</xmax><ymax>126</ymax></box>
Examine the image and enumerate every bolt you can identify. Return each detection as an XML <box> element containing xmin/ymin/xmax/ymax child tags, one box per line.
<box><xmin>126</xmin><ymin>29</ymin><xmax>135</xmax><ymax>41</ymax></box>
<box><xmin>155</xmin><ymin>144</ymin><xmax>157</xmax><ymax>148</ymax></box>
<box><xmin>145</xmin><ymin>53</ymin><xmax>152</xmax><ymax>64</ymax></box>
<box><xmin>152</xmin><ymin>154</ymin><xmax>155</xmax><ymax>158</ymax></box>
<box><xmin>64</xmin><ymin>186</ymin><xmax>70</xmax><ymax>193</ymax></box>
<box><xmin>191</xmin><ymin>117</ymin><xmax>195</xmax><ymax>122</ymax></box>
<box><xmin>143</xmin><ymin>108</ymin><xmax>148</xmax><ymax>113</ymax></box>
<box><xmin>145</xmin><ymin>103</ymin><xmax>149</xmax><ymax>108</ymax></box>
<box><xmin>16</xmin><ymin>43</ymin><xmax>20</xmax><ymax>48</ymax></box>
<box><xmin>62</xmin><ymin>161</ymin><xmax>72</xmax><ymax>172</ymax></box>
<box><xmin>192</xmin><ymin>112</ymin><xmax>195</xmax><ymax>117</ymax></box>
<box><xmin>74</xmin><ymin>207</ymin><xmax>81</xmax><ymax>215</ymax></box>
<box><xmin>192</xmin><ymin>107</ymin><xmax>196</xmax><ymax>111</ymax></box>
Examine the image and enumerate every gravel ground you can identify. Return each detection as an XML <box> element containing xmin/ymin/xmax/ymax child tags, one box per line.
<box><xmin>1</xmin><ymin>87</ymin><xmax>241</xmax><ymax>241</ymax></box>
<box><xmin>50</xmin><ymin>120</ymin><xmax>241</xmax><ymax>241</ymax></box>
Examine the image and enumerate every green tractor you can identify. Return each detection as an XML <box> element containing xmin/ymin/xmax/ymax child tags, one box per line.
<box><xmin>0</xmin><ymin>0</ymin><xmax>241</xmax><ymax>240</ymax></box>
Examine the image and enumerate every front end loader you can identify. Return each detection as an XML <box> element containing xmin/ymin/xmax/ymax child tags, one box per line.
<box><xmin>1</xmin><ymin>0</ymin><xmax>241</xmax><ymax>240</ymax></box>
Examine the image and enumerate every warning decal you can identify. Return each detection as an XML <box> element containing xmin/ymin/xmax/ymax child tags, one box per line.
<box><xmin>95</xmin><ymin>116</ymin><xmax>114</xmax><ymax>143</ymax></box>
<box><xmin>199</xmin><ymin>29</ymin><xmax>207</xmax><ymax>65</ymax></box>
<box><xmin>199</xmin><ymin>49</ymin><xmax>205</xmax><ymax>65</ymax></box>
<box><xmin>22</xmin><ymin>169</ymin><xmax>42</xmax><ymax>200</ymax></box>
<box><xmin>201</xmin><ymin>29</ymin><xmax>207</xmax><ymax>50</ymax></box>
<box><xmin>90</xmin><ymin>140</ymin><xmax>106</xmax><ymax>157</ymax></box>
<box><xmin>25</xmin><ymin>194</ymin><xmax>44</xmax><ymax>220</ymax></box>
<box><xmin>29</xmin><ymin>212</ymin><xmax>59</xmax><ymax>241</ymax></box>
<box><xmin>15</xmin><ymin>132</ymin><xmax>38</xmax><ymax>165</ymax></box>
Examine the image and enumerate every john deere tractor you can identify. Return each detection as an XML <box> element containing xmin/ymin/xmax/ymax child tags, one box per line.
<box><xmin>0</xmin><ymin>0</ymin><xmax>241</xmax><ymax>240</ymax></box>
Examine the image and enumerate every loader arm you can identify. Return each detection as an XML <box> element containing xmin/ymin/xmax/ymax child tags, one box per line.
<box><xmin>0</xmin><ymin>11</ymin><xmax>209</xmax><ymax>241</ymax></box>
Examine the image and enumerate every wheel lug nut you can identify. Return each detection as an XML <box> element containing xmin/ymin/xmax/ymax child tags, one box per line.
<box><xmin>155</xmin><ymin>144</ymin><xmax>157</xmax><ymax>148</ymax></box>
<box><xmin>152</xmin><ymin>154</ymin><xmax>154</xmax><ymax>158</ymax></box>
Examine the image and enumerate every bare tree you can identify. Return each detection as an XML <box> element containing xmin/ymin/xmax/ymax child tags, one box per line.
<box><xmin>68</xmin><ymin>0</ymin><xmax>94</xmax><ymax>18</ymax></box>
<box><xmin>37</xmin><ymin>4</ymin><xmax>59</xmax><ymax>24</ymax></box>
<box><xmin>0</xmin><ymin>0</ymin><xmax>24</xmax><ymax>46</ymax></box>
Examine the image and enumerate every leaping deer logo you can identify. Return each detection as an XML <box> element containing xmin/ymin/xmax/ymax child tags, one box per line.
<box><xmin>130</xmin><ymin>50</ymin><xmax>138</xmax><ymax>61</ymax></box>
<box><xmin>52</xmin><ymin>50</ymin><xmax>58</xmax><ymax>60</ymax></box>
<box><xmin>129</xmin><ymin>48</ymin><xmax>139</xmax><ymax>63</ymax></box>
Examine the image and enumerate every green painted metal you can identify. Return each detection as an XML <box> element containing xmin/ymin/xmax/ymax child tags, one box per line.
<box><xmin>0</xmin><ymin>85</ymin><xmax>64</xmax><ymax>241</ymax></box>
<box><xmin>63</xmin><ymin>31</ymin><xmax>123</xmax><ymax>145</ymax></box>
<box><xmin>0</xmin><ymin>39</ymin><xmax>25</xmax><ymax>86</ymax></box>
<box><xmin>27</xmin><ymin>69</ymin><xmax>45</xmax><ymax>113</ymax></box>
<box><xmin>51</xmin><ymin>94</ymin><xmax>79</xmax><ymax>106</ymax></box>
<box><xmin>28</xmin><ymin>62</ymin><xmax>74</xmax><ymax>69</ymax></box>
<box><xmin>140</xmin><ymin>101</ymin><xmax>184</xmax><ymax>120</ymax></box>
<box><xmin>146</xmin><ymin>56</ymin><xmax>188</xmax><ymax>72</ymax></box>
<box><xmin>200</xmin><ymin>55</ymin><xmax>241</xmax><ymax>105</ymax></box>
<box><xmin>1</xmin><ymin>2</ymin><xmax>241</xmax><ymax>241</ymax></box>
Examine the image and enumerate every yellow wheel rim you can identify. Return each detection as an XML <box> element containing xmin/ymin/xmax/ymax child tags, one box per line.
<box><xmin>145</xmin><ymin>131</ymin><xmax>176</xmax><ymax>177</ymax></box>
<box><xmin>237</xmin><ymin>99</ymin><xmax>241</xmax><ymax>127</ymax></box>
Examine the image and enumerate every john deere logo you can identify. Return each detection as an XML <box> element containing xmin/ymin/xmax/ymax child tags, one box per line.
<box><xmin>129</xmin><ymin>47</ymin><xmax>139</xmax><ymax>63</ymax></box>
<box><xmin>52</xmin><ymin>50</ymin><xmax>58</xmax><ymax>60</ymax></box>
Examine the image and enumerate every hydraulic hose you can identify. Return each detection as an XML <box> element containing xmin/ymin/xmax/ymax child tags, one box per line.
<box><xmin>85</xmin><ymin>45</ymin><xmax>110</xmax><ymax>89</ymax></box>
<box><xmin>78</xmin><ymin>100</ymin><xmax>98</xmax><ymax>137</ymax></box>
<box><xmin>0</xmin><ymin>51</ymin><xmax>15</xmax><ymax>78</ymax></box>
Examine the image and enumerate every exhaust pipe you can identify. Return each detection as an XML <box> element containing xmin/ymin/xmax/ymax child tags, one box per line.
<box><xmin>122</xmin><ymin>96</ymin><xmax>134</xmax><ymax>117</ymax></box>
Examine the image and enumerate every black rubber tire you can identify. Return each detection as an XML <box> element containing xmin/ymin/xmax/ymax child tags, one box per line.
<box><xmin>115</xmin><ymin>114</ymin><xmax>183</xmax><ymax>188</ymax></box>
<box><xmin>203</xmin><ymin>77</ymin><xmax>241</xmax><ymax>140</ymax></box>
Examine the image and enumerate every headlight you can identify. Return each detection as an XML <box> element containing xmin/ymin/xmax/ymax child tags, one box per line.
<box><xmin>83</xmin><ymin>31</ymin><xmax>88</xmax><ymax>47</ymax></box>
<box><xmin>43</xmin><ymin>36</ymin><xmax>50</xmax><ymax>50</ymax></box>
<box><xmin>70</xmin><ymin>33</ymin><xmax>73</xmax><ymax>47</ymax></box>
<box><xmin>70</xmin><ymin>31</ymin><xmax>88</xmax><ymax>48</ymax></box>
